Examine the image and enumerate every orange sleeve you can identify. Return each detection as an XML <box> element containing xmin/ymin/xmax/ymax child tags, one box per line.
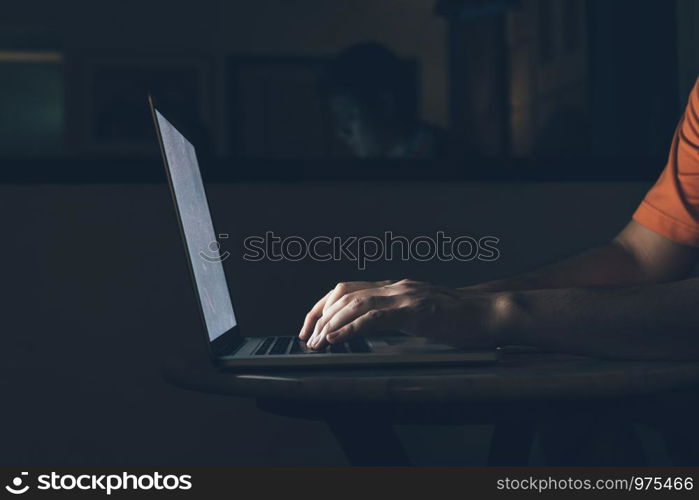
<box><xmin>633</xmin><ymin>77</ymin><xmax>699</xmax><ymax>247</ymax></box>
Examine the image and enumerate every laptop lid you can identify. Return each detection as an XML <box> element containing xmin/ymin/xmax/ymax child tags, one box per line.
<box><xmin>149</xmin><ymin>97</ymin><xmax>241</xmax><ymax>357</ymax></box>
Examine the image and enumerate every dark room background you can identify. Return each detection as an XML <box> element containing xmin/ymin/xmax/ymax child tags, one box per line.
<box><xmin>2</xmin><ymin>0</ymin><xmax>699</xmax><ymax>466</ymax></box>
<box><xmin>1</xmin><ymin>0</ymin><xmax>695</xmax><ymax>179</ymax></box>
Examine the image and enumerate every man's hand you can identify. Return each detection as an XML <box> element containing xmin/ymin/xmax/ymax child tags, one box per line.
<box><xmin>298</xmin><ymin>279</ymin><xmax>511</xmax><ymax>350</ymax></box>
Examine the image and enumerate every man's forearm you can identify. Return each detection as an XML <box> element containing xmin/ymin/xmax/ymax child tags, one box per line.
<box><xmin>498</xmin><ymin>278</ymin><xmax>699</xmax><ymax>360</ymax></box>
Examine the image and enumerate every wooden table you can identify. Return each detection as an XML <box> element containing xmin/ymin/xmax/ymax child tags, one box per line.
<box><xmin>163</xmin><ymin>351</ymin><xmax>699</xmax><ymax>465</ymax></box>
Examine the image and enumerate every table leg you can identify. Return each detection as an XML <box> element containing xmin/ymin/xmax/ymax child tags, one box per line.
<box><xmin>325</xmin><ymin>416</ymin><xmax>412</xmax><ymax>466</ymax></box>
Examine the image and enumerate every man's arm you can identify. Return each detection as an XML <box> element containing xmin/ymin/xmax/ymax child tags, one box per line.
<box><xmin>299</xmin><ymin>221</ymin><xmax>699</xmax><ymax>358</ymax></box>
<box><xmin>468</xmin><ymin>220</ymin><xmax>698</xmax><ymax>292</ymax></box>
<box><xmin>500</xmin><ymin>278</ymin><xmax>699</xmax><ymax>360</ymax></box>
<box><xmin>301</xmin><ymin>275</ymin><xmax>699</xmax><ymax>360</ymax></box>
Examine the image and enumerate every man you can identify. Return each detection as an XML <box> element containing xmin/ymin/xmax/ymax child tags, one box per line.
<box><xmin>299</xmin><ymin>78</ymin><xmax>699</xmax><ymax>361</ymax></box>
<box><xmin>319</xmin><ymin>42</ymin><xmax>447</xmax><ymax>159</ymax></box>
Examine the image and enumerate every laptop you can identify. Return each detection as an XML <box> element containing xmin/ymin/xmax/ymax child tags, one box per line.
<box><xmin>149</xmin><ymin>97</ymin><xmax>499</xmax><ymax>369</ymax></box>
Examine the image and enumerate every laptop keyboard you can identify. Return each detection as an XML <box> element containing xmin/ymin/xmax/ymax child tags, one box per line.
<box><xmin>254</xmin><ymin>336</ymin><xmax>370</xmax><ymax>355</ymax></box>
<box><xmin>254</xmin><ymin>337</ymin><xmax>275</xmax><ymax>355</ymax></box>
<box><xmin>268</xmin><ymin>336</ymin><xmax>292</xmax><ymax>355</ymax></box>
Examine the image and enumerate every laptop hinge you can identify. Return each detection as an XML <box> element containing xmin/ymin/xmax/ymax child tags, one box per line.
<box><xmin>220</xmin><ymin>334</ymin><xmax>245</xmax><ymax>357</ymax></box>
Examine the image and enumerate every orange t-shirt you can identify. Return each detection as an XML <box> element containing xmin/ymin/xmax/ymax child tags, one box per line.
<box><xmin>633</xmin><ymin>78</ymin><xmax>699</xmax><ymax>247</ymax></box>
